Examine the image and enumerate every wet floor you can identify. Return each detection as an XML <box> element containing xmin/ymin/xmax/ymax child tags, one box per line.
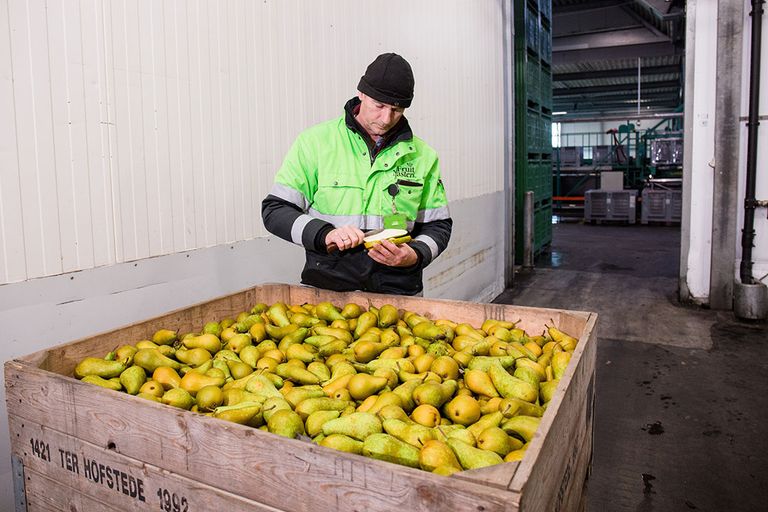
<box><xmin>495</xmin><ymin>222</ymin><xmax>768</xmax><ymax>512</ymax></box>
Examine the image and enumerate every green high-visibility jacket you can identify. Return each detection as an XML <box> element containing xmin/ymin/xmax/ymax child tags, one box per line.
<box><xmin>263</xmin><ymin>98</ymin><xmax>452</xmax><ymax>295</ymax></box>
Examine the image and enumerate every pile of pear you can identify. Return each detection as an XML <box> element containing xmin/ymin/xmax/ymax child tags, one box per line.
<box><xmin>73</xmin><ymin>301</ymin><xmax>579</xmax><ymax>475</ymax></box>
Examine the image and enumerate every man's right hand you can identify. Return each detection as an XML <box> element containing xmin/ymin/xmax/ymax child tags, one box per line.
<box><xmin>326</xmin><ymin>226</ymin><xmax>365</xmax><ymax>252</ymax></box>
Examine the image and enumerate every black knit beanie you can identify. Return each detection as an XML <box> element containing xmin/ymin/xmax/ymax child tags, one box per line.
<box><xmin>357</xmin><ymin>53</ymin><xmax>415</xmax><ymax>108</ymax></box>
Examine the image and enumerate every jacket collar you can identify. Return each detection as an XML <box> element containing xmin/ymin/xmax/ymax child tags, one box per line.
<box><xmin>344</xmin><ymin>97</ymin><xmax>413</xmax><ymax>153</ymax></box>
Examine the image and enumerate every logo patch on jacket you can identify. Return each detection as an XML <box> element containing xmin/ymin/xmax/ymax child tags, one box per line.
<box><xmin>394</xmin><ymin>163</ymin><xmax>416</xmax><ymax>179</ymax></box>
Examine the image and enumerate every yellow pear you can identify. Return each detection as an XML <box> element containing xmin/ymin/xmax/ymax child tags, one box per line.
<box><xmin>411</xmin><ymin>404</ymin><xmax>441</xmax><ymax>428</ymax></box>
<box><xmin>443</xmin><ymin>395</ymin><xmax>481</xmax><ymax>426</ymax></box>
<box><xmin>347</xmin><ymin>374</ymin><xmax>388</xmax><ymax>401</ymax></box>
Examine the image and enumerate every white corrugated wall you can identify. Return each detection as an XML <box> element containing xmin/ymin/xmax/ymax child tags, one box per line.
<box><xmin>1</xmin><ymin>0</ymin><xmax>504</xmax><ymax>285</ymax></box>
<box><xmin>0</xmin><ymin>2</ymin><xmax>510</xmax><ymax>505</ymax></box>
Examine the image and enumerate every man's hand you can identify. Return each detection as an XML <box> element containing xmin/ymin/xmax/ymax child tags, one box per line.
<box><xmin>367</xmin><ymin>239</ymin><xmax>419</xmax><ymax>267</ymax></box>
<box><xmin>326</xmin><ymin>226</ymin><xmax>365</xmax><ymax>252</ymax></box>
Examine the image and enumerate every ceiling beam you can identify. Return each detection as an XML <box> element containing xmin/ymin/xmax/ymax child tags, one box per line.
<box><xmin>554</xmin><ymin>64</ymin><xmax>679</xmax><ymax>82</ymax></box>
<box><xmin>553</xmin><ymin>80</ymin><xmax>679</xmax><ymax>96</ymax></box>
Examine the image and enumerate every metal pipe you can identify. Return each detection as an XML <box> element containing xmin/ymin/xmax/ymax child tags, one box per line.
<box><xmin>523</xmin><ymin>191</ymin><xmax>534</xmax><ymax>269</ymax></box>
<box><xmin>740</xmin><ymin>0</ymin><xmax>765</xmax><ymax>284</ymax></box>
<box><xmin>637</xmin><ymin>57</ymin><xmax>642</xmax><ymax>117</ymax></box>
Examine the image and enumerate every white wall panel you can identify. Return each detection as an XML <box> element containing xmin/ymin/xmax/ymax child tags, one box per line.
<box><xmin>682</xmin><ymin>0</ymin><xmax>717</xmax><ymax>301</ymax></box>
<box><xmin>0</xmin><ymin>0</ymin><xmax>26</xmax><ymax>282</ymax></box>
<box><xmin>1</xmin><ymin>0</ymin><xmax>506</xmax><ymax>284</ymax></box>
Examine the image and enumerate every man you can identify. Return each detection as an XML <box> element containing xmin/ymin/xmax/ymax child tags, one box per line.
<box><xmin>262</xmin><ymin>53</ymin><xmax>451</xmax><ymax>295</ymax></box>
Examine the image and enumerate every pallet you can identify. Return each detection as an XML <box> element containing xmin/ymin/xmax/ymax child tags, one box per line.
<box><xmin>6</xmin><ymin>283</ymin><xmax>597</xmax><ymax>512</ymax></box>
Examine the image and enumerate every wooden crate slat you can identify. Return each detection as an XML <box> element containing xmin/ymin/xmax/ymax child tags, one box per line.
<box><xmin>24</xmin><ymin>468</ymin><xmax>126</xmax><ymax>512</ymax></box>
<box><xmin>6</xmin><ymin>363</ymin><xmax>516</xmax><ymax>512</ymax></box>
<box><xmin>10</xmin><ymin>414</ymin><xmax>285</xmax><ymax>511</ymax></box>
<box><xmin>510</xmin><ymin>314</ymin><xmax>597</xmax><ymax>512</ymax></box>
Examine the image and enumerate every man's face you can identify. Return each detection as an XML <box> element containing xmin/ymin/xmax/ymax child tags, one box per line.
<box><xmin>356</xmin><ymin>92</ymin><xmax>405</xmax><ymax>139</ymax></box>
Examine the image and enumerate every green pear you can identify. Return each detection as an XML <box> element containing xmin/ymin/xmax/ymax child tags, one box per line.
<box><xmin>419</xmin><ymin>439</ymin><xmax>462</xmax><ymax>472</ymax></box>
<box><xmin>376</xmin><ymin>405</ymin><xmax>413</xmax><ymax>423</ymax></box>
<box><xmin>179</xmin><ymin>371</ymin><xmax>225</xmax><ymax>395</ymax></box>
<box><xmin>283</xmin><ymin>386</ymin><xmax>325</xmax><ymax>408</ymax></box>
<box><xmin>463</xmin><ymin>369</ymin><xmax>500</xmax><ymax>398</ymax></box>
<box><xmin>245</xmin><ymin>374</ymin><xmax>283</xmax><ymax>398</ymax></box>
<box><xmin>306</xmin><ymin>361</ymin><xmax>331</xmax><ymax>382</ymax></box>
<box><xmin>74</xmin><ymin>358</ymin><xmax>126</xmax><ymax>379</ymax></box>
<box><xmin>295</xmin><ymin>397</ymin><xmax>350</xmax><ymax>421</ymax></box>
<box><xmin>233</xmin><ymin>314</ymin><xmax>263</xmax><ymax>334</ymax></box>
<box><xmin>513</xmin><ymin>366</ymin><xmax>542</xmax><ymax>388</ymax></box>
<box><xmin>499</xmin><ymin>397</ymin><xmax>545</xmax><ymax>418</ymax></box>
<box><xmin>81</xmin><ymin>375</ymin><xmax>122</xmax><ymax>391</ymax></box>
<box><xmin>320</xmin><ymin>434</ymin><xmax>364</xmax><ymax>455</ymax></box>
<box><xmin>305</xmin><ymin>410</ymin><xmax>341</xmax><ymax>437</ymax></box>
<box><xmin>239</xmin><ymin>345</ymin><xmax>261</xmax><ymax>368</ymax></box>
<box><xmin>290</xmin><ymin>312</ymin><xmax>325</xmax><ymax>328</ymax></box>
<box><xmin>175</xmin><ymin>347</ymin><xmax>213</xmax><ymax>367</ymax></box>
<box><xmin>413</xmin><ymin>380</ymin><xmax>456</xmax><ymax>408</ymax></box>
<box><xmin>284</xmin><ymin>343</ymin><xmax>316</xmax><ymax>363</ymax></box>
<box><xmin>261</xmin><ymin>397</ymin><xmax>293</xmax><ymax>422</ymax></box>
<box><xmin>488</xmin><ymin>364</ymin><xmax>538</xmax><ymax>403</ymax></box>
<box><xmin>382</xmin><ymin>418</ymin><xmax>436</xmax><ymax>448</ymax></box>
<box><xmin>226</xmin><ymin>333</ymin><xmax>252</xmax><ymax>353</ymax></box>
<box><xmin>340</xmin><ymin>303</ymin><xmax>363</xmax><ymax>319</ymax></box>
<box><xmin>315</xmin><ymin>302</ymin><xmax>345</xmax><ymax>322</ymax></box>
<box><xmin>133</xmin><ymin>349</ymin><xmax>181</xmax><ymax>372</ymax></box>
<box><xmin>354</xmin><ymin>312</ymin><xmax>378</xmax><ymax>339</ymax></box>
<box><xmin>266</xmin><ymin>303</ymin><xmax>291</xmax><ymax>327</ymax></box>
<box><xmin>276</xmin><ymin>364</ymin><xmax>321</xmax><ymax>386</ymax></box>
<box><xmin>378</xmin><ymin>304</ymin><xmax>399</xmax><ymax>328</ymax></box>
<box><xmin>467</xmin><ymin>356</ymin><xmax>518</xmax><ymax>372</ymax></box>
<box><xmin>161</xmin><ymin>388</ymin><xmax>195</xmax><ymax>410</ymax></box>
<box><xmin>392</xmin><ymin>379</ymin><xmax>422</xmax><ymax>412</ymax></box>
<box><xmin>318</xmin><ymin>339</ymin><xmax>349</xmax><ymax>358</ymax></box>
<box><xmin>196</xmin><ymin>385</ymin><xmax>224</xmax><ymax>411</ymax></box>
<box><xmin>151</xmin><ymin>329</ymin><xmax>177</xmax><ymax>345</ymax></box>
<box><xmin>322</xmin><ymin>412</ymin><xmax>382</xmax><ymax>441</ymax></box>
<box><xmin>552</xmin><ymin>351</ymin><xmax>572</xmax><ymax>380</ymax></box>
<box><xmin>182</xmin><ymin>333</ymin><xmax>222</xmax><ymax>354</ymax></box>
<box><xmin>265</xmin><ymin>323</ymin><xmax>299</xmax><ymax>341</ymax></box>
<box><xmin>227</xmin><ymin>360</ymin><xmax>254</xmax><ymax>380</ymax></box>
<box><xmin>500</xmin><ymin>415</ymin><xmax>541</xmax><ymax>443</ymax></box>
<box><xmin>312</xmin><ymin>326</ymin><xmax>353</xmax><ymax>344</ymax></box>
<box><xmin>278</xmin><ymin>328</ymin><xmax>311</xmax><ymax>352</ymax></box>
<box><xmin>467</xmin><ymin>411</ymin><xmax>504</xmax><ymax>439</ymax></box>
<box><xmin>540</xmin><ymin>379</ymin><xmax>559</xmax><ymax>403</ymax></box>
<box><xmin>447</xmin><ymin>439</ymin><xmax>503</xmax><ymax>470</ymax></box>
<box><xmin>368</xmin><ymin>392</ymin><xmax>404</xmax><ymax>415</ymax></box>
<box><xmin>411</xmin><ymin>322</ymin><xmax>444</xmax><ymax>341</ymax></box>
<box><xmin>363</xmin><ymin>433</ymin><xmax>420</xmax><ymax>468</ymax></box>
<box><xmin>476</xmin><ymin>427</ymin><xmax>520</xmax><ymax>456</ymax></box>
<box><xmin>267</xmin><ymin>409</ymin><xmax>305</xmax><ymax>438</ymax></box>
<box><xmin>347</xmin><ymin>374</ymin><xmax>388</xmax><ymax>400</ymax></box>
<box><xmin>213</xmin><ymin>349</ymin><xmax>241</xmax><ymax>362</ymax></box>
<box><xmin>115</xmin><ymin>345</ymin><xmax>138</xmax><ymax>366</ymax></box>
<box><xmin>214</xmin><ymin>401</ymin><xmax>263</xmax><ymax>426</ymax></box>
<box><xmin>119</xmin><ymin>366</ymin><xmax>146</xmax><ymax>395</ymax></box>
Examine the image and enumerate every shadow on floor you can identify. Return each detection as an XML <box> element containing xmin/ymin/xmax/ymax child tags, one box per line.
<box><xmin>494</xmin><ymin>222</ymin><xmax>768</xmax><ymax>512</ymax></box>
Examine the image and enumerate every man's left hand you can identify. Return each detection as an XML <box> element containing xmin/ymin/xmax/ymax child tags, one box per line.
<box><xmin>367</xmin><ymin>240</ymin><xmax>419</xmax><ymax>267</ymax></box>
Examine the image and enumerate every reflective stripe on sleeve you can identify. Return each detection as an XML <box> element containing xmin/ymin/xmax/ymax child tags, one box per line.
<box><xmin>416</xmin><ymin>205</ymin><xmax>451</xmax><ymax>223</ymax></box>
<box><xmin>414</xmin><ymin>234</ymin><xmax>440</xmax><ymax>260</ymax></box>
<box><xmin>271</xmin><ymin>183</ymin><xmax>309</xmax><ymax>211</ymax></box>
<box><xmin>290</xmin><ymin>214</ymin><xmax>316</xmax><ymax>245</ymax></box>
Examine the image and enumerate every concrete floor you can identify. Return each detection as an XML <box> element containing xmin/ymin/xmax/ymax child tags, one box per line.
<box><xmin>494</xmin><ymin>222</ymin><xmax>768</xmax><ymax>512</ymax></box>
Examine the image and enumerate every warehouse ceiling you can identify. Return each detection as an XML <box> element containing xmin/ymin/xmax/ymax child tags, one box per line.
<box><xmin>552</xmin><ymin>0</ymin><xmax>685</xmax><ymax>120</ymax></box>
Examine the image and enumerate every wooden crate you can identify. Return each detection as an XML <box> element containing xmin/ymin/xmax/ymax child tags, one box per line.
<box><xmin>6</xmin><ymin>283</ymin><xmax>597</xmax><ymax>512</ymax></box>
